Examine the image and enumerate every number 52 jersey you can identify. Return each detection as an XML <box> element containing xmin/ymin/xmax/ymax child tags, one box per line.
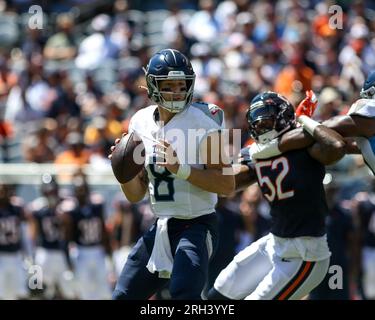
<box><xmin>245</xmin><ymin>147</ymin><xmax>328</xmax><ymax>239</ymax></box>
<box><xmin>128</xmin><ymin>102</ymin><xmax>225</xmax><ymax>218</ymax></box>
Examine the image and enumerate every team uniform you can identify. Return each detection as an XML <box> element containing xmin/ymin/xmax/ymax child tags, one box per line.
<box><xmin>347</xmin><ymin>98</ymin><xmax>375</xmax><ymax>175</ymax></box>
<box><xmin>30</xmin><ymin>198</ymin><xmax>75</xmax><ymax>299</ymax></box>
<box><xmin>0</xmin><ymin>201</ymin><xmax>28</xmax><ymax>299</ymax></box>
<box><xmin>211</xmin><ymin>90</ymin><xmax>332</xmax><ymax>300</ymax></box>
<box><xmin>113</xmin><ymin>102</ymin><xmax>225</xmax><ymax>299</ymax></box>
<box><xmin>212</xmin><ymin>148</ymin><xmax>331</xmax><ymax>300</ymax></box>
<box><xmin>64</xmin><ymin>195</ymin><xmax>111</xmax><ymax>300</ymax></box>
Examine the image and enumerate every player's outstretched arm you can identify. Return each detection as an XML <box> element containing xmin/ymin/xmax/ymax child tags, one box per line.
<box><xmin>299</xmin><ymin>116</ymin><xmax>346</xmax><ymax>165</ymax></box>
<box><xmin>278</xmin><ymin>126</ymin><xmax>315</xmax><ymax>152</ymax></box>
<box><xmin>323</xmin><ymin>114</ymin><xmax>375</xmax><ymax>138</ymax></box>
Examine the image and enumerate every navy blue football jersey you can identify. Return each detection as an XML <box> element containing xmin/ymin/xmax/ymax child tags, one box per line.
<box><xmin>69</xmin><ymin>202</ymin><xmax>105</xmax><ymax>247</ymax></box>
<box><xmin>249</xmin><ymin>148</ymin><xmax>328</xmax><ymax>237</ymax></box>
<box><xmin>33</xmin><ymin>206</ymin><xmax>64</xmax><ymax>250</ymax></box>
<box><xmin>0</xmin><ymin>204</ymin><xmax>23</xmax><ymax>252</ymax></box>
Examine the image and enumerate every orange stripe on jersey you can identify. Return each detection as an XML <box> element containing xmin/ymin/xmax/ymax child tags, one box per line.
<box><xmin>277</xmin><ymin>261</ymin><xmax>313</xmax><ymax>300</ymax></box>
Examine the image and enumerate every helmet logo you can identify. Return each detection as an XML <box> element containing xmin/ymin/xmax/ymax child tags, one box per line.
<box><xmin>168</xmin><ymin>71</ymin><xmax>185</xmax><ymax>77</ymax></box>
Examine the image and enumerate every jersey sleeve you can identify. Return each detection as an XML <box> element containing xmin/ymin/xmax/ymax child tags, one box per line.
<box><xmin>127</xmin><ymin>114</ymin><xmax>136</xmax><ymax>134</ymax></box>
<box><xmin>348</xmin><ymin>99</ymin><xmax>375</xmax><ymax>118</ymax></box>
<box><xmin>193</xmin><ymin>102</ymin><xmax>225</xmax><ymax>130</ymax></box>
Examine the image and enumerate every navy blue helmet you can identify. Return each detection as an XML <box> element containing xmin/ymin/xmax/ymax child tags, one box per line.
<box><xmin>143</xmin><ymin>49</ymin><xmax>195</xmax><ymax>113</ymax></box>
<box><xmin>360</xmin><ymin>71</ymin><xmax>375</xmax><ymax>99</ymax></box>
<box><xmin>247</xmin><ymin>91</ymin><xmax>296</xmax><ymax>143</ymax></box>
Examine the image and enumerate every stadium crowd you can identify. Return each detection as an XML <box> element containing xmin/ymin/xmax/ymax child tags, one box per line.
<box><xmin>0</xmin><ymin>0</ymin><xmax>375</xmax><ymax>299</ymax></box>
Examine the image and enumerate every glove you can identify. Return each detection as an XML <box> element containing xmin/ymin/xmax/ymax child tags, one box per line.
<box><xmin>295</xmin><ymin>90</ymin><xmax>318</xmax><ymax>118</ymax></box>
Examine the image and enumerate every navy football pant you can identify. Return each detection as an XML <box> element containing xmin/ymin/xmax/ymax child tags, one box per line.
<box><xmin>113</xmin><ymin>213</ymin><xmax>218</xmax><ymax>300</ymax></box>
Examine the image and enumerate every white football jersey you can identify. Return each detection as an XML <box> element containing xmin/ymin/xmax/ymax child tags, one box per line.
<box><xmin>128</xmin><ymin>102</ymin><xmax>225</xmax><ymax>218</ymax></box>
<box><xmin>348</xmin><ymin>99</ymin><xmax>375</xmax><ymax>174</ymax></box>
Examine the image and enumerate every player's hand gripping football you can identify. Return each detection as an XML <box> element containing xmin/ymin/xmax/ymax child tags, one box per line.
<box><xmin>295</xmin><ymin>90</ymin><xmax>318</xmax><ymax>118</ymax></box>
<box><xmin>108</xmin><ymin>133</ymin><xmax>126</xmax><ymax>160</ymax></box>
<box><xmin>155</xmin><ymin>140</ymin><xmax>180</xmax><ymax>174</ymax></box>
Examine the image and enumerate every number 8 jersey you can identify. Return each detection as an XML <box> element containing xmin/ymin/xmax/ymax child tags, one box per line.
<box><xmin>128</xmin><ymin>102</ymin><xmax>225</xmax><ymax>218</ymax></box>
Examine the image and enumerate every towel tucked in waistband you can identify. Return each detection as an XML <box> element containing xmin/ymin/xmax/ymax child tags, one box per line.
<box><xmin>146</xmin><ymin>217</ymin><xmax>173</xmax><ymax>279</ymax></box>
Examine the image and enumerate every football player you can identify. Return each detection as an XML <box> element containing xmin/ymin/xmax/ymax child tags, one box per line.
<box><xmin>61</xmin><ymin>172</ymin><xmax>112</xmax><ymax>300</ymax></box>
<box><xmin>207</xmin><ymin>91</ymin><xmax>346</xmax><ymax>300</ymax></box>
<box><xmin>0</xmin><ymin>184</ymin><xmax>29</xmax><ymax>300</ymax></box>
<box><xmin>250</xmin><ymin>71</ymin><xmax>375</xmax><ymax>174</ymax></box>
<box><xmin>28</xmin><ymin>174</ymin><xmax>75</xmax><ymax>299</ymax></box>
<box><xmin>111</xmin><ymin>49</ymin><xmax>234</xmax><ymax>300</ymax></box>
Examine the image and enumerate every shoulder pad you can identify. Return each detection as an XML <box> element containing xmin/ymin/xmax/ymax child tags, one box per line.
<box><xmin>348</xmin><ymin>99</ymin><xmax>375</xmax><ymax>115</ymax></box>
<box><xmin>191</xmin><ymin>102</ymin><xmax>224</xmax><ymax>127</ymax></box>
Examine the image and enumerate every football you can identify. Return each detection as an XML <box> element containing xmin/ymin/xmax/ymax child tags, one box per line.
<box><xmin>110</xmin><ymin>132</ymin><xmax>145</xmax><ymax>184</ymax></box>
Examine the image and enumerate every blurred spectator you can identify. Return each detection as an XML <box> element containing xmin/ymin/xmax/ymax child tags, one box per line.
<box><xmin>162</xmin><ymin>3</ymin><xmax>194</xmax><ymax>50</ymax></box>
<box><xmin>46</xmin><ymin>70</ymin><xmax>81</xmax><ymax>119</ymax></box>
<box><xmin>75</xmin><ymin>14</ymin><xmax>120</xmax><ymax>70</ymax></box>
<box><xmin>274</xmin><ymin>51</ymin><xmax>314</xmax><ymax>101</ymax></box>
<box><xmin>21</xmin><ymin>27</ymin><xmax>46</xmax><ymax>60</ymax></box>
<box><xmin>54</xmin><ymin>132</ymin><xmax>91</xmax><ymax>166</ymax></box>
<box><xmin>22</xmin><ymin>123</ymin><xmax>57</xmax><ymax>163</ymax></box>
<box><xmin>0</xmin><ymin>56</ymin><xmax>18</xmax><ymax>104</ymax></box>
<box><xmin>43</xmin><ymin>13</ymin><xmax>77</xmax><ymax>61</ymax></box>
<box><xmin>186</xmin><ymin>0</ymin><xmax>221</xmax><ymax>43</ymax></box>
<box><xmin>314</xmin><ymin>87</ymin><xmax>342</xmax><ymax>122</ymax></box>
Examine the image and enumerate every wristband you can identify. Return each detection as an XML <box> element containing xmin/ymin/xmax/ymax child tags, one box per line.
<box><xmin>297</xmin><ymin>115</ymin><xmax>320</xmax><ymax>136</ymax></box>
<box><xmin>175</xmin><ymin>164</ymin><xmax>191</xmax><ymax>180</ymax></box>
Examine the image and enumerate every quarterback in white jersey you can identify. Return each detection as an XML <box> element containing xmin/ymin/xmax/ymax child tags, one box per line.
<box><xmin>112</xmin><ymin>49</ymin><xmax>234</xmax><ymax>300</ymax></box>
<box><xmin>128</xmin><ymin>101</ymin><xmax>224</xmax><ymax>218</ymax></box>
